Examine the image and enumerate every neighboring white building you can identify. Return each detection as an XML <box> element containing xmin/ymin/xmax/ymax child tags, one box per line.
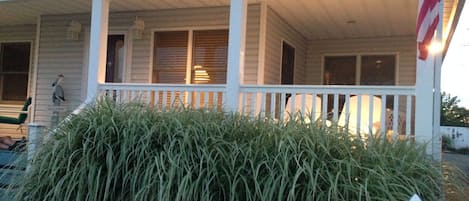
<box><xmin>441</xmin><ymin>126</ymin><xmax>469</xmax><ymax>149</ymax></box>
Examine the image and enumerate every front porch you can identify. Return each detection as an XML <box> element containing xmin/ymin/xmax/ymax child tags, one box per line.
<box><xmin>0</xmin><ymin>0</ymin><xmax>465</xmax><ymax>160</ymax></box>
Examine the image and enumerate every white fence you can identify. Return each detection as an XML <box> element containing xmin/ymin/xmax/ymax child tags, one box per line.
<box><xmin>99</xmin><ymin>83</ymin><xmax>416</xmax><ymax>139</ymax></box>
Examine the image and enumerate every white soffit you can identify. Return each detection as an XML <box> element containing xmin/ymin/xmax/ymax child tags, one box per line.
<box><xmin>0</xmin><ymin>0</ymin><xmax>240</xmax><ymax>26</ymax></box>
<box><xmin>0</xmin><ymin>0</ymin><xmax>458</xmax><ymax>40</ymax></box>
<box><xmin>267</xmin><ymin>0</ymin><xmax>419</xmax><ymax>40</ymax></box>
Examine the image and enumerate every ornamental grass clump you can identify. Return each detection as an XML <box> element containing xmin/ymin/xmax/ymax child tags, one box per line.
<box><xmin>11</xmin><ymin>99</ymin><xmax>442</xmax><ymax>201</ymax></box>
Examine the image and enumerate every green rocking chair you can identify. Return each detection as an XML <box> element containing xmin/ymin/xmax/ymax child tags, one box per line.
<box><xmin>0</xmin><ymin>98</ymin><xmax>32</xmax><ymax>132</ymax></box>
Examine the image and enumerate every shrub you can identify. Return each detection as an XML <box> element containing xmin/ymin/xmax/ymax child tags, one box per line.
<box><xmin>11</xmin><ymin>99</ymin><xmax>443</xmax><ymax>201</ymax></box>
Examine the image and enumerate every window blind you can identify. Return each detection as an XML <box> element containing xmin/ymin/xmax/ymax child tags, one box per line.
<box><xmin>191</xmin><ymin>30</ymin><xmax>228</xmax><ymax>84</ymax></box>
<box><xmin>153</xmin><ymin>31</ymin><xmax>188</xmax><ymax>84</ymax></box>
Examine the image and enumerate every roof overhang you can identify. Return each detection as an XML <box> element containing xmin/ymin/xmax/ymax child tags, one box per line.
<box><xmin>0</xmin><ymin>0</ymin><xmax>464</xmax><ymax>42</ymax></box>
<box><xmin>442</xmin><ymin>0</ymin><xmax>466</xmax><ymax>58</ymax></box>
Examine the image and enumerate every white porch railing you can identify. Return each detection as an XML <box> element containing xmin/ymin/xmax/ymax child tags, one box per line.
<box><xmin>98</xmin><ymin>83</ymin><xmax>226</xmax><ymax>110</ymax></box>
<box><xmin>240</xmin><ymin>85</ymin><xmax>416</xmax><ymax>138</ymax></box>
<box><xmin>98</xmin><ymin>83</ymin><xmax>416</xmax><ymax>139</ymax></box>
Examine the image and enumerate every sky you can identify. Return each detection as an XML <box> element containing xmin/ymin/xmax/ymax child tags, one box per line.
<box><xmin>441</xmin><ymin>3</ymin><xmax>469</xmax><ymax>108</ymax></box>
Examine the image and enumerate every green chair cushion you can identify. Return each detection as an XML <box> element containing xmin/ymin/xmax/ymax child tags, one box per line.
<box><xmin>0</xmin><ymin>116</ymin><xmax>19</xmax><ymax>124</ymax></box>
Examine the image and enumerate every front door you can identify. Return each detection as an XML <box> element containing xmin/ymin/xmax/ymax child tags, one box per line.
<box><xmin>106</xmin><ymin>35</ymin><xmax>125</xmax><ymax>83</ymax></box>
<box><xmin>281</xmin><ymin>41</ymin><xmax>295</xmax><ymax>85</ymax></box>
<box><xmin>281</xmin><ymin>41</ymin><xmax>295</xmax><ymax>104</ymax></box>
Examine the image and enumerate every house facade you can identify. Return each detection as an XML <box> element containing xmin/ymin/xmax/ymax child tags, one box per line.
<box><xmin>0</xmin><ymin>0</ymin><xmax>465</xmax><ymax>159</ymax></box>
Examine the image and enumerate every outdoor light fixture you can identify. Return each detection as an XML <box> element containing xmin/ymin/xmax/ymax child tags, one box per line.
<box><xmin>193</xmin><ymin>65</ymin><xmax>210</xmax><ymax>83</ymax></box>
<box><xmin>66</xmin><ymin>21</ymin><xmax>82</xmax><ymax>40</ymax></box>
<box><xmin>131</xmin><ymin>17</ymin><xmax>145</xmax><ymax>40</ymax></box>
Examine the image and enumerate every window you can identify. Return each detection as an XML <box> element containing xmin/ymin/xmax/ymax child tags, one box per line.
<box><xmin>192</xmin><ymin>30</ymin><xmax>228</xmax><ymax>84</ymax></box>
<box><xmin>360</xmin><ymin>55</ymin><xmax>395</xmax><ymax>85</ymax></box>
<box><xmin>323</xmin><ymin>54</ymin><xmax>396</xmax><ymax>111</ymax></box>
<box><xmin>323</xmin><ymin>56</ymin><xmax>356</xmax><ymax>85</ymax></box>
<box><xmin>0</xmin><ymin>42</ymin><xmax>31</xmax><ymax>102</ymax></box>
<box><xmin>152</xmin><ymin>29</ymin><xmax>228</xmax><ymax>84</ymax></box>
<box><xmin>323</xmin><ymin>54</ymin><xmax>396</xmax><ymax>85</ymax></box>
<box><xmin>153</xmin><ymin>31</ymin><xmax>188</xmax><ymax>84</ymax></box>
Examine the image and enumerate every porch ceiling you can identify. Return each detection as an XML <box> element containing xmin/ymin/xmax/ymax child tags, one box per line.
<box><xmin>0</xmin><ymin>0</ymin><xmax>460</xmax><ymax>40</ymax></box>
<box><xmin>268</xmin><ymin>0</ymin><xmax>419</xmax><ymax>40</ymax></box>
<box><xmin>0</xmin><ymin>0</ymin><xmax>248</xmax><ymax>26</ymax></box>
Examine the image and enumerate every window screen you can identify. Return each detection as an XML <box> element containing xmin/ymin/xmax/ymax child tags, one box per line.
<box><xmin>0</xmin><ymin>42</ymin><xmax>30</xmax><ymax>101</ymax></box>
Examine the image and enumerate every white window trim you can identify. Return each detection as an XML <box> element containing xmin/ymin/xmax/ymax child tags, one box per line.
<box><xmin>0</xmin><ymin>40</ymin><xmax>34</xmax><ymax>103</ymax></box>
<box><xmin>320</xmin><ymin>52</ymin><xmax>400</xmax><ymax>85</ymax></box>
<box><xmin>149</xmin><ymin>25</ymin><xmax>229</xmax><ymax>84</ymax></box>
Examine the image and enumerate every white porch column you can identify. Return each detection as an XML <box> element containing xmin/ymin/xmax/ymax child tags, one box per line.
<box><xmin>86</xmin><ymin>0</ymin><xmax>110</xmax><ymax>102</ymax></box>
<box><xmin>415</xmin><ymin>55</ymin><xmax>438</xmax><ymax>160</ymax></box>
<box><xmin>415</xmin><ymin>0</ymin><xmax>443</xmax><ymax>161</ymax></box>
<box><xmin>226</xmin><ymin>0</ymin><xmax>248</xmax><ymax>112</ymax></box>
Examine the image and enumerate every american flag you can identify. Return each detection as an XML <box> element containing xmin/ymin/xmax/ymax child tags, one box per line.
<box><xmin>416</xmin><ymin>0</ymin><xmax>441</xmax><ymax>60</ymax></box>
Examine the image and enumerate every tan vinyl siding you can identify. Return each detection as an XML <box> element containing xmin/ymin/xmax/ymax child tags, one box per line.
<box><xmin>0</xmin><ymin>24</ymin><xmax>36</xmax><ymax>42</ymax></box>
<box><xmin>34</xmin><ymin>15</ymin><xmax>89</xmax><ymax>125</ymax></box>
<box><xmin>34</xmin><ymin>5</ymin><xmax>261</xmax><ymax>125</ymax></box>
<box><xmin>0</xmin><ymin>24</ymin><xmax>36</xmax><ymax>138</ymax></box>
<box><xmin>245</xmin><ymin>5</ymin><xmax>260</xmax><ymax>84</ymax></box>
<box><xmin>306</xmin><ymin>36</ymin><xmax>416</xmax><ymax>86</ymax></box>
<box><xmin>264</xmin><ymin>6</ymin><xmax>307</xmax><ymax>85</ymax></box>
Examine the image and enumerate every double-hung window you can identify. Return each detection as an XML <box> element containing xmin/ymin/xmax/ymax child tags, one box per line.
<box><xmin>0</xmin><ymin>42</ymin><xmax>31</xmax><ymax>102</ymax></box>
<box><xmin>323</xmin><ymin>54</ymin><xmax>396</xmax><ymax>86</ymax></box>
<box><xmin>323</xmin><ymin>54</ymin><xmax>397</xmax><ymax>110</ymax></box>
<box><xmin>153</xmin><ymin>29</ymin><xmax>228</xmax><ymax>84</ymax></box>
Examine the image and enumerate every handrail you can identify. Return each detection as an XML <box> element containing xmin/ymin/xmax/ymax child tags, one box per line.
<box><xmin>240</xmin><ymin>84</ymin><xmax>415</xmax><ymax>95</ymax></box>
<box><xmin>99</xmin><ymin>83</ymin><xmax>226</xmax><ymax>92</ymax></box>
